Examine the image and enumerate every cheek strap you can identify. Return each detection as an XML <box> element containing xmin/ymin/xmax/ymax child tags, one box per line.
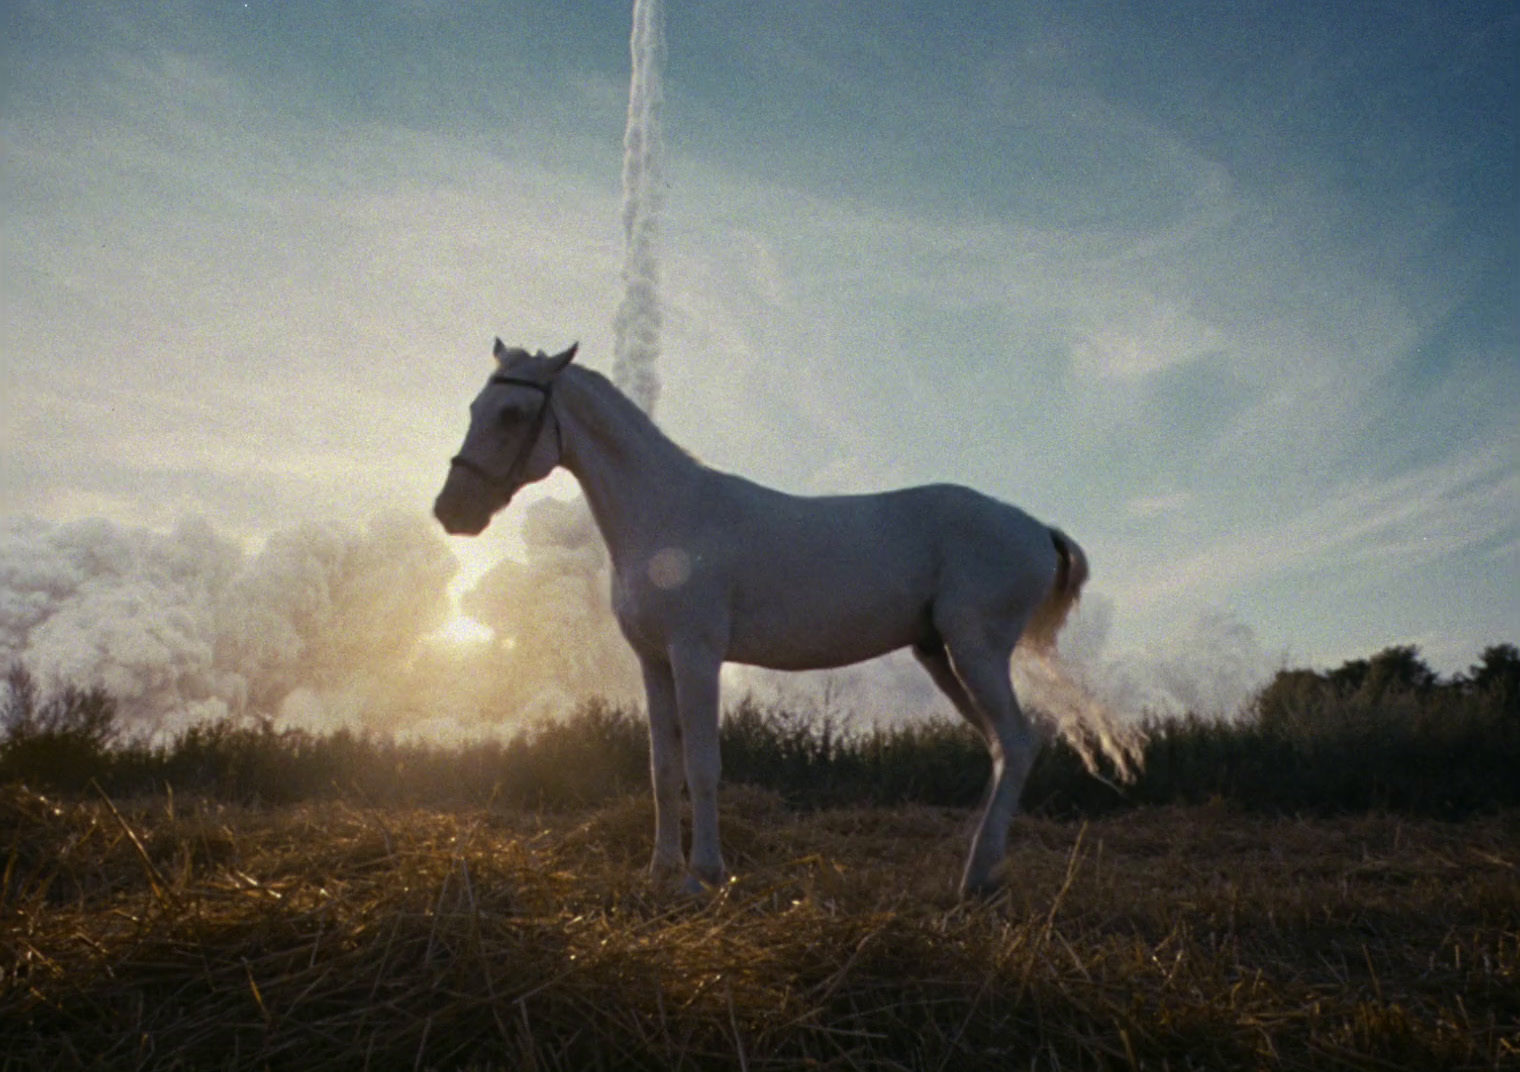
<box><xmin>449</xmin><ymin>378</ymin><xmax>560</xmax><ymax>491</ymax></box>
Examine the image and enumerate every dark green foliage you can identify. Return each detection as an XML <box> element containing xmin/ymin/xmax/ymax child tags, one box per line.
<box><xmin>99</xmin><ymin>700</ymin><xmax>651</xmax><ymax>809</ymax></box>
<box><xmin>1</xmin><ymin>663</ymin><xmax>118</xmax><ymax>791</ymax></box>
<box><xmin>1117</xmin><ymin>644</ymin><xmax>1520</xmax><ymax>816</ymax></box>
<box><xmin>3</xmin><ymin>644</ymin><xmax>1517</xmax><ymax>817</ymax></box>
<box><xmin>719</xmin><ymin>698</ymin><xmax>988</xmax><ymax>809</ymax></box>
<box><xmin>1469</xmin><ymin>642</ymin><xmax>1520</xmax><ymax>710</ymax></box>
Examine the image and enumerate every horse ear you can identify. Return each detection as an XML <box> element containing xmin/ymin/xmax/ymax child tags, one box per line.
<box><xmin>547</xmin><ymin>342</ymin><xmax>579</xmax><ymax>376</ymax></box>
<box><xmin>492</xmin><ymin>338</ymin><xmax>510</xmax><ymax>365</ymax></box>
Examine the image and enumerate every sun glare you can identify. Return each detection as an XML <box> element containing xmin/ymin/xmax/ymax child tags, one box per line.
<box><xmin>433</xmin><ymin>613</ymin><xmax>494</xmax><ymax>647</ymax></box>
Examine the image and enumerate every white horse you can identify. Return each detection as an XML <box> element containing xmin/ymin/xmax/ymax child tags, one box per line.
<box><xmin>435</xmin><ymin>341</ymin><xmax>1090</xmax><ymax>897</ymax></box>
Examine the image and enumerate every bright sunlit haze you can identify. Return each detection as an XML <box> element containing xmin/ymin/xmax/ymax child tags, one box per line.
<box><xmin>3</xmin><ymin>1</ymin><xmax>1515</xmax><ymax>737</ymax></box>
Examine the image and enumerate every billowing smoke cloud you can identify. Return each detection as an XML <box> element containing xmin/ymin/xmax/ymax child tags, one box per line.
<box><xmin>1</xmin><ymin>512</ymin><xmax>457</xmax><ymax>736</ymax></box>
<box><xmin>1010</xmin><ymin>599</ymin><xmax>1277</xmax><ymax>773</ymax></box>
<box><xmin>1140</xmin><ymin>608</ymin><xmax>1278</xmax><ymax>717</ymax></box>
<box><xmin>610</xmin><ymin>0</ymin><xmax>665</xmax><ymax>416</ymax></box>
<box><xmin>459</xmin><ymin>498</ymin><xmax>640</xmax><ymax>719</ymax></box>
<box><xmin>0</xmin><ymin>508</ymin><xmax>1275</xmax><ymax>748</ymax></box>
<box><xmin>1059</xmin><ymin>597</ymin><xmax>1278</xmax><ymax>720</ymax></box>
<box><xmin>1</xmin><ymin>516</ymin><xmax>239</xmax><ymax>730</ymax></box>
<box><xmin>728</xmin><ymin>653</ymin><xmax>945</xmax><ymax>725</ymax></box>
<box><xmin>0</xmin><ymin>8</ymin><xmax>672</xmax><ymax>742</ymax></box>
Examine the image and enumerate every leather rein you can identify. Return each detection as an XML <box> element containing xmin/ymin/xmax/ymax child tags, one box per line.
<box><xmin>448</xmin><ymin>375</ymin><xmax>561</xmax><ymax>493</ymax></box>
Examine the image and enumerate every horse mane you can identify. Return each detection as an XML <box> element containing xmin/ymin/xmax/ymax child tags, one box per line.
<box><xmin>564</xmin><ymin>364</ymin><xmax>701</xmax><ymax>465</ymax></box>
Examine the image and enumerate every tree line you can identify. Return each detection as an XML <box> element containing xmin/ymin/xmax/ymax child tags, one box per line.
<box><xmin>2</xmin><ymin>644</ymin><xmax>1516</xmax><ymax>817</ymax></box>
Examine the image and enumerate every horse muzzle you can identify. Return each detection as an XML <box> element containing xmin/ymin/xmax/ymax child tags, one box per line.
<box><xmin>434</xmin><ymin>499</ymin><xmax>488</xmax><ymax>536</ymax></box>
<box><xmin>433</xmin><ymin>471</ymin><xmax>503</xmax><ymax>536</ymax></box>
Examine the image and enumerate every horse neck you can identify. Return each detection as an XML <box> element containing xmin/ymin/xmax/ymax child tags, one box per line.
<box><xmin>555</xmin><ymin>367</ymin><xmax>700</xmax><ymax>565</ymax></box>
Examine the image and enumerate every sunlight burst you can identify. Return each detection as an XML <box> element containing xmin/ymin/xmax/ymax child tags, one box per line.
<box><xmin>432</xmin><ymin>613</ymin><xmax>494</xmax><ymax>647</ymax></box>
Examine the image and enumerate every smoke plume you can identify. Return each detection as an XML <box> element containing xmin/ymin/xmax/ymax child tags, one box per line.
<box><xmin>1059</xmin><ymin>598</ymin><xmax>1277</xmax><ymax>719</ymax></box>
<box><xmin>610</xmin><ymin>0</ymin><xmax>665</xmax><ymax>416</ymax></box>
<box><xmin>0</xmin><ymin>511</ymin><xmax>1270</xmax><ymax>746</ymax></box>
<box><xmin>459</xmin><ymin>498</ymin><xmax>640</xmax><ymax>719</ymax></box>
<box><xmin>439</xmin><ymin>0</ymin><xmax>669</xmax><ymax>720</ymax></box>
<box><xmin>1</xmin><ymin>512</ymin><xmax>457</xmax><ymax>736</ymax></box>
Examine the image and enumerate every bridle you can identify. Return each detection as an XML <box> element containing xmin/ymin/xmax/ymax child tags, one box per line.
<box><xmin>448</xmin><ymin>375</ymin><xmax>562</xmax><ymax>493</ymax></box>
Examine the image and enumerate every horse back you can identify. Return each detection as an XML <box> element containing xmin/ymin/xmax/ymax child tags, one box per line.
<box><xmin>697</xmin><ymin>477</ymin><xmax>1058</xmax><ymax>669</ymax></box>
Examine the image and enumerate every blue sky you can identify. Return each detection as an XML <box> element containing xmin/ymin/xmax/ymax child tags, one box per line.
<box><xmin>4</xmin><ymin>0</ymin><xmax>1516</xmax><ymax>681</ymax></box>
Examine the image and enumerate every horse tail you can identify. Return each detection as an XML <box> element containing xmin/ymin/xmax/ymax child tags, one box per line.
<box><xmin>1014</xmin><ymin>527</ymin><xmax>1141</xmax><ymax>779</ymax></box>
<box><xmin>1022</xmin><ymin>527</ymin><xmax>1088</xmax><ymax>653</ymax></box>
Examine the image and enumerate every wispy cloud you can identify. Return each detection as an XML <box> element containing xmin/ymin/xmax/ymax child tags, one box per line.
<box><xmin>1111</xmin><ymin>440</ymin><xmax>1518</xmax><ymax>632</ymax></box>
<box><xmin>4</xmin><ymin>1</ymin><xmax>1513</xmax><ymax>695</ymax></box>
<box><xmin>3</xmin><ymin>45</ymin><xmax>627</xmax><ymax>532</ymax></box>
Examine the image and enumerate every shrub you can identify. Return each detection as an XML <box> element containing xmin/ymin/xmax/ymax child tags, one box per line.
<box><xmin>1</xmin><ymin>663</ymin><xmax>118</xmax><ymax>791</ymax></box>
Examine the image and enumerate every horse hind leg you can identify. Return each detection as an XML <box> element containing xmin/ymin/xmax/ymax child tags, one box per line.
<box><xmin>915</xmin><ymin>636</ymin><xmax>1039</xmax><ymax>898</ymax></box>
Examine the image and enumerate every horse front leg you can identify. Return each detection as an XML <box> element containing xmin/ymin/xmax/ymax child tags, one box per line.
<box><xmin>669</xmin><ymin>642</ymin><xmax>727</xmax><ymax>894</ymax></box>
<box><xmin>639</xmin><ymin>654</ymin><xmax>686</xmax><ymax>888</ymax></box>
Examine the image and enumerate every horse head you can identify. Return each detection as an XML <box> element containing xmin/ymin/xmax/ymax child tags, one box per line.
<box><xmin>433</xmin><ymin>339</ymin><xmax>578</xmax><ymax>535</ymax></box>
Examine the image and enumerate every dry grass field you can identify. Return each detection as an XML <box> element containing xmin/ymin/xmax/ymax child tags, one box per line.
<box><xmin>2</xmin><ymin>784</ymin><xmax>1515</xmax><ymax>1070</ymax></box>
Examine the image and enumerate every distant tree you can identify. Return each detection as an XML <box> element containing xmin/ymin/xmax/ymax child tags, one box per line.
<box><xmin>2</xmin><ymin>662</ymin><xmax>40</xmax><ymax>736</ymax></box>
<box><xmin>1253</xmin><ymin>668</ymin><xmax>1325</xmax><ymax>736</ymax></box>
<box><xmin>1324</xmin><ymin>658</ymin><xmax>1370</xmax><ymax>696</ymax></box>
<box><xmin>1254</xmin><ymin>646</ymin><xmax>1444</xmax><ymax>737</ymax></box>
<box><xmin>1469</xmin><ymin>643</ymin><xmax>1520</xmax><ymax>715</ymax></box>
<box><xmin>1359</xmin><ymin>645</ymin><xmax>1437</xmax><ymax>700</ymax></box>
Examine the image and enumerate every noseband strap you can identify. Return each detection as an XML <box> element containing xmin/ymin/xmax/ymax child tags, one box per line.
<box><xmin>449</xmin><ymin>376</ymin><xmax>561</xmax><ymax>492</ymax></box>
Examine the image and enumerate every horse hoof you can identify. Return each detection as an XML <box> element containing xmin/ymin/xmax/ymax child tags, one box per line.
<box><xmin>677</xmin><ymin>870</ymin><xmax>729</xmax><ymax>897</ymax></box>
<box><xmin>649</xmin><ymin>858</ymin><xmax>685</xmax><ymax>890</ymax></box>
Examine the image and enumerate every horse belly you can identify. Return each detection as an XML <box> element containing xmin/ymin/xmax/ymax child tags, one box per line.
<box><xmin>723</xmin><ymin>550</ymin><xmax>936</xmax><ymax>671</ymax></box>
<box><xmin>727</xmin><ymin>616</ymin><xmax>925</xmax><ymax>670</ymax></box>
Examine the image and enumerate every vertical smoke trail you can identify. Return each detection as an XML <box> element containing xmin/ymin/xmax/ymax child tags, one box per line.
<box><xmin>433</xmin><ymin>1</ymin><xmax>667</xmax><ymax>722</ymax></box>
<box><xmin>611</xmin><ymin>0</ymin><xmax>665</xmax><ymax>416</ymax></box>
